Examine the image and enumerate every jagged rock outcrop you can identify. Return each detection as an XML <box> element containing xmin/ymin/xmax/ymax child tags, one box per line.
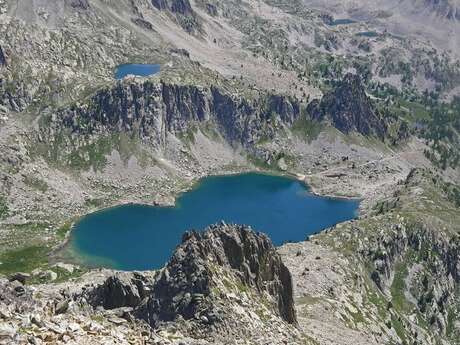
<box><xmin>45</xmin><ymin>80</ymin><xmax>300</xmax><ymax>149</ymax></box>
<box><xmin>86</xmin><ymin>224</ymin><xmax>296</xmax><ymax>329</ymax></box>
<box><xmin>138</xmin><ymin>224</ymin><xmax>296</xmax><ymax>326</ymax></box>
<box><xmin>151</xmin><ymin>0</ymin><xmax>193</xmax><ymax>15</ymax></box>
<box><xmin>87</xmin><ymin>272</ymin><xmax>154</xmax><ymax>309</ymax></box>
<box><xmin>307</xmin><ymin>74</ymin><xmax>387</xmax><ymax>138</ymax></box>
<box><xmin>151</xmin><ymin>0</ymin><xmax>199</xmax><ymax>32</ymax></box>
<box><xmin>67</xmin><ymin>0</ymin><xmax>90</xmax><ymax>10</ymax></box>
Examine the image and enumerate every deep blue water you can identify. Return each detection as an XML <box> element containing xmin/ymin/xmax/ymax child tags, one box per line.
<box><xmin>115</xmin><ymin>64</ymin><xmax>160</xmax><ymax>79</ymax></box>
<box><xmin>70</xmin><ymin>173</ymin><xmax>359</xmax><ymax>270</ymax></box>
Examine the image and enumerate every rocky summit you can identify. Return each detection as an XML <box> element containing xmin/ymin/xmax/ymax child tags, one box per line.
<box><xmin>1</xmin><ymin>224</ymin><xmax>300</xmax><ymax>344</ymax></box>
<box><xmin>0</xmin><ymin>0</ymin><xmax>460</xmax><ymax>344</ymax></box>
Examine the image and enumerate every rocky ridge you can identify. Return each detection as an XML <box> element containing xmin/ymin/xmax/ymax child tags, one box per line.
<box><xmin>1</xmin><ymin>224</ymin><xmax>301</xmax><ymax>344</ymax></box>
<box><xmin>307</xmin><ymin>74</ymin><xmax>387</xmax><ymax>138</ymax></box>
<box><xmin>37</xmin><ymin>79</ymin><xmax>301</xmax><ymax>155</ymax></box>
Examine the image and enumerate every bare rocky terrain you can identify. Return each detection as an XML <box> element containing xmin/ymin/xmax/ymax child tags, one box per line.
<box><xmin>0</xmin><ymin>0</ymin><xmax>459</xmax><ymax>344</ymax></box>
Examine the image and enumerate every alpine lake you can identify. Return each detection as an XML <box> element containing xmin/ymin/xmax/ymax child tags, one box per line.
<box><xmin>67</xmin><ymin>173</ymin><xmax>359</xmax><ymax>271</ymax></box>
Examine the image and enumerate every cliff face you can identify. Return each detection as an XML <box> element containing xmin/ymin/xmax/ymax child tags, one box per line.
<box><xmin>307</xmin><ymin>74</ymin><xmax>387</xmax><ymax>138</ymax></box>
<box><xmin>47</xmin><ymin>80</ymin><xmax>301</xmax><ymax>149</ymax></box>
<box><xmin>87</xmin><ymin>224</ymin><xmax>296</xmax><ymax>333</ymax></box>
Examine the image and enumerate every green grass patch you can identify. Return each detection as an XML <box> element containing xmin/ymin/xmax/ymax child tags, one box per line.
<box><xmin>390</xmin><ymin>262</ymin><xmax>410</xmax><ymax>312</ymax></box>
<box><xmin>56</xmin><ymin>221</ymin><xmax>74</xmax><ymax>240</ymax></box>
<box><xmin>291</xmin><ymin>116</ymin><xmax>322</xmax><ymax>142</ymax></box>
<box><xmin>0</xmin><ymin>246</ymin><xmax>48</xmax><ymax>275</ymax></box>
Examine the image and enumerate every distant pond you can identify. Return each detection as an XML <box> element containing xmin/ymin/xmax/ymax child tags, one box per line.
<box><xmin>68</xmin><ymin>173</ymin><xmax>359</xmax><ymax>271</ymax></box>
<box><xmin>115</xmin><ymin>64</ymin><xmax>161</xmax><ymax>79</ymax></box>
<box><xmin>330</xmin><ymin>18</ymin><xmax>356</xmax><ymax>26</ymax></box>
<box><xmin>356</xmin><ymin>31</ymin><xmax>380</xmax><ymax>38</ymax></box>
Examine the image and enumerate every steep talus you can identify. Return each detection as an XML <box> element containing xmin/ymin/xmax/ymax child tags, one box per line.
<box><xmin>307</xmin><ymin>74</ymin><xmax>387</xmax><ymax>138</ymax></box>
<box><xmin>85</xmin><ymin>224</ymin><xmax>297</xmax><ymax>338</ymax></box>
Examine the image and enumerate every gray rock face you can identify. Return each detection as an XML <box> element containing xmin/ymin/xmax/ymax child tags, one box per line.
<box><xmin>151</xmin><ymin>0</ymin><xmax>193</xmax><ymax>15</ymax></box>
<box><xmin>86</xmin><ymin>224</ymin><xmax>296</xmax><ymax>329</ymax></box>
<box><xmin>48</xmin><ymin>80</ymin><xmax>300</xmax><ymax>149</ymax></box>
<box><xmin>138</xmin><ymin>224</ymin><xmax>296</xmax><ymax>326</ymax></box>
<box><xmin>150</xmin><ymin>0</ymin><xmax>199</xmax><ymax>32</ymax></box>
<box><xmin>88</xmin><ymin>272</ymin><xmax>153</xmax><ymax>309</ymax></box>
<box><xmin>151</xmin><ymin>0</ymin><xmax>169</xmax><ymax>11</ymax></box>
<box><xmin>307</xmin><ymin>73</ymin><xmax>387</xmax><ymax>138</ymax></box>
<box><xmin>66</xmin><ymin>0</ymin><xmax>90</xmax><ymax>10</ymax></box>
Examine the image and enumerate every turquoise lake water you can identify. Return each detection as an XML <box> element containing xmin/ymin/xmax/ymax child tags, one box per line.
<box><xmin>115</xmin><ymin>64</ymin><xmax>160</xmax><ymax>79</ymax></box>
<box><xmin>69</xmin><ymin>173</ymin><xmax>359</xmax><ymax>270</ymax></box>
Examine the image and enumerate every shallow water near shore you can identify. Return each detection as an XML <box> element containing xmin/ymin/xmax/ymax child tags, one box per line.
<box><xmin>69</xmin><ymin>173</ymin><xmax>359</xmax><ymax>270</ymax></box>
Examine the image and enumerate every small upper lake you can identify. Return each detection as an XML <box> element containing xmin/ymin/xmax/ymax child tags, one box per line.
<box><xmin>69</xmin><ymin>173</ymin><xmax>359</xmax><ymax>271</ymax></box>
<box><xmin>115</xmin><ymin>64</ymin><xmax>161</xmax><ymax>79</ymax></box>
<box><xmin>356</xmin><ymin>31</ymin><xmax>380</xmax><ymax>38</ymax></box>
<box><xmin>330</xmin><ymin>18</ymin><xmax>356</xmax><ymax>26</ymax></box>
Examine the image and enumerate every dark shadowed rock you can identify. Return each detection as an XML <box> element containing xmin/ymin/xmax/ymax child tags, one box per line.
<box><xmin>0</xmin><ymin>46</ymin><xmax>7</xmax><ymax>66</ymax></box>
<box><xmin>170</xmin><ymin>0</ymin><xmax>193</xmax><ymax>16</ymax></box>
<box><xmin>8</xmin><ymin>272</ymin><xmax>30</xmax><ymax>285</ymax></box>
<box><xmin>67</xmin><ymin>0</ymin><xmax>90</xmax><ymax>10</ymax></box>
<box><xmin>49</xmin><ymin>80</ymin><xmax>300</xmax><ymax>149</ymax></box>
<box><xmin>150</xmin><ymin>0</ymin><xmax>199</xmax><ymax>32</ymax></box>
<box><xmin>88</xmin><ymin>273</ymin><xmax>153</xmax><ymax>309</ymax></box>
<box><xmin>86</xmin><ymin>224</ymin><xmax>296</xmax><ymax>329</ymax></box>
<box><xmin>307</xmin><ymin>73</ymin><xmax>387</xmax><ymax>138</ymax></box>
<box><xmin>151</xmin><ymin>0</ymin><xmax>168</xmax><ymax>10</ymax></box>
<box><xmin>206</xmin><ymin>3</ymin><xmax>218</xmax><ymax>16</ymax></box>
<box><xmin>136</xmin><ymin>224</ymin><xmax>297</xmax><ymax>326</ymax></box>
<box><xmin>132</xmin><ymin>18</ymin><xmax>155</xmax><ymax>31</ymax></box>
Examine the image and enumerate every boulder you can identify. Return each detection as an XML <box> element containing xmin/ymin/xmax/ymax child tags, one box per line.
<box><xmin>55</xmin><ymin>300</ymin><xmax>69</xmax><ymax>315</ymax></box>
